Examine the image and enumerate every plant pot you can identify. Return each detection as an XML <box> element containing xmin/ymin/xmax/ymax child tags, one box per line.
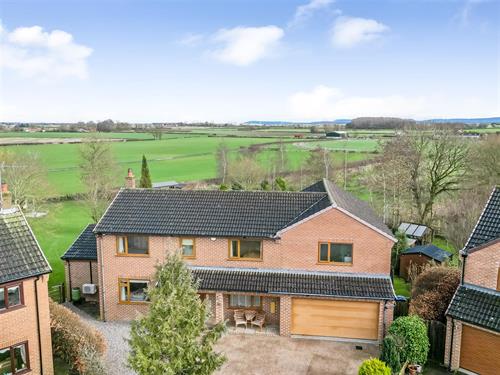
<box><xmin>407</xmin><ymin>365</ymin><xmax>418</xmax><ymax>375</ymax></box>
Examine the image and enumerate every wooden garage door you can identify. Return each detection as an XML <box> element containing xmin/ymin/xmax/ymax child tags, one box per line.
<box><xmin>291</xmin><ymin>298</ymin><xmax>379</xmax><ymax>340</ymax></box>
<box><xmin>460</xmin><ymin>325</ymin><xmax>500</xmax><ymax>375</ymax></box>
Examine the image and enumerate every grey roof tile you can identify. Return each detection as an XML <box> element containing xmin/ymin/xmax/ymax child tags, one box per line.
<box><xmin>61</xmin><ymin>224</ymin><xmax>97</xmax><ymax>260</ymax></box>
<box><xmin>464</xmin><ymin>187</ymin><xmax>500</xmax><ymax>252</ymax></box>
<box><xmin>0</xmin><ymin>208</ymin><xmax>51</xmax><ymax>284</ymax></box>
<box><xmin>401</xmin><ymin>244</ymin><xmax>451</xmax><ymax>262</ymax></box>
<box><xmin>447</xmin><ymin>284</ymin><xmax>500</xmax><ymax>333</ymax></box>
<box><xmin>94</xmin><ymin>188</ymin><xmax>330</xmax><ymax>238</ymax></box>
<box><xmin>191</xmin><ymin>266</ymin><xmax>395</xmax><ymax>300</ymax></box>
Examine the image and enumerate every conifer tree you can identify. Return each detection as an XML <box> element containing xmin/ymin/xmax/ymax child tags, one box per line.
<box><xmin>139</xmin><ymin>155</ymin><xmax>152</xmax><ymax>188</ymax></box>
<box><xmin>128</xmin><ymin>253</ymin><xmax>226</xmax><ymax>375</ymax></box>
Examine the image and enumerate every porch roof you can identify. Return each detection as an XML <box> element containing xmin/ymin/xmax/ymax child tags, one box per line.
<box><xmin>191</xmin><ymin>266</ymin><xmax>395</xmax><ymax>300</ymax></box>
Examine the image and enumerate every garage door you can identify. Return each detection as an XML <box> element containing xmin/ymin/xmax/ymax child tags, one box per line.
<box><xmin>460</xmin><ymin>325</ymin><xmax>500</xmax><ymax>375</ymax></box>
<box><xmin>291</xmin><ymin>298</ymin><xmax>380</xmax><ymax>340</ymax></box>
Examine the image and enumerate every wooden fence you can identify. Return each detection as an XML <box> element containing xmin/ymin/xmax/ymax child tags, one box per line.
<box><xmin>394</xmin><ymin>299</ymin><xmax>409</xmax><ymax>318</ymax></box>
<box><xmin>49</xmin><ymin>283</ymin><xmax>65</xmax><ymax>303</ymax></box>
<box><xmin>427</xmin><ymin>320</ymin><xmax>446</xmax><ymax>363</ymax></box>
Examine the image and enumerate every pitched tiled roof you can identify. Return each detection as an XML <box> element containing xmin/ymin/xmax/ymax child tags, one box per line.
<box><xmin>401</xmin><ymin>244</ymin><xmax>451</xmax><ymax>262</ymax></box>
<box><xmin>61</xmin><ymin>224</ymin><xmax>97</xmax><ymax>260</ymax></box>
<box><xmin>304</xmin><ymin>179</ymin><xmax>394</xmax><ymax>238</ymax></box>
<box><xmin>446</xmin><ymin>284</ymin><xmax>500</xmax><ymax>333</ymax></box>
<box><xmin>464</xmin><ymin>186</ymin><xmax>500</xmax><ymax>253</ymax></box>
<box><xmin>94</xmin><ymin>188</ymin><xmax>330</xmax><ymax>238</ymax></box>
<box><xmin>191</xmin><ymin>266</ymin><xmax>395</xmax><ymax>300</ymax></box>
<box><xmin>0</xmin><ymin>208</ymin><xmax>51</xmax><ymax>284</ymax></box>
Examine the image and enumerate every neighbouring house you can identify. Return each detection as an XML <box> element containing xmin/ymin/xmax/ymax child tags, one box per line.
<box><xmin>0</xmin><ymin>183</ymin><xmax>54</xmax><ymax>375</ymax></box>
<box><xmin>61</xmin><ymin>224</ymin><xmax>98</xmax><ymax>303</ymax></box>
<box><xmin>397</xmin><ymin>222</ymin><xmax>432</xmax><ymax>246</ymax></box>
<box><xmin>444</xmin><ymin>186</ymin><xmax>500</xmax><ymax>375</ymax></box>
<box><xmin>152</xmin><ymin>181</ymin><xmax>185</xmax><ymax>189</ymax></box>
<box><xmin>67</xmin><ymin>173</ymin><xmax>397</xmax><ymax>342</ymax></box>
<box><xmin>399</xmin><ymin>244</ymin><xmax>451</xmax><ymax>281</ymax></box>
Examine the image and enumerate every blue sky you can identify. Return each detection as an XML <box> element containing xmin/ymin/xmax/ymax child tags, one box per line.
<box><xmin>1</xmin><ymin>0</ymin><xmax>499</xmax><ymax>122</ymax></box>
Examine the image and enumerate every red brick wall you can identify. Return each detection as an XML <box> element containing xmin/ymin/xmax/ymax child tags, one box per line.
<box><xmin>97</xmin><ymin>207</ymin><xmax>393</xmax><ymax>321</ymax></box>
<box><xmin>65</xmin><ymin>260</ymin><xmax>99</xmax><ymax>302</ymax></box>
<box><xmin>463</xmin><ymin>241</ymin><xmax>500</xmax><ymax>289</ymax></box>
<box><xmin>0</xmin><ymin>275</ymin><xmax>54</xmax><ymax>375</ymax></box>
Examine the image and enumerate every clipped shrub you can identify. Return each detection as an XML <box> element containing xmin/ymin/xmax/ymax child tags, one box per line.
<box><xmin>358</xmin><ymin>358</ymin><xmax>391</xmax><ymax>375</ymax></box>
<box><xmin>49</xmin><ymin>300</ymin><xmax>106</xmax><ymax>374</ymax></box>
<box><xmin>410</xmin><ymin>266</ymin><xmax>460</xmax><ymax>321</ymax></box>
<box><xmin>380</xmin><ymin>335</ymin><xmax>402</xmax><ymax>373</ymax></box>
<box><xmin>388</xmin><ymin>315</ymin><xmax>429</xmax><ymax>366</ymax></box>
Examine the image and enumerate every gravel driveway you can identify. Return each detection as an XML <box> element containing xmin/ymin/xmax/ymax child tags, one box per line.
<box><xmin>68</xmin><ymin>304</ymin><xmax>378</xmax><ymax>375</ymax></box>
<box><xmin>65</xmin><ymin>304</ymin><xmax>134</xmax><ymax>375</ymax></box>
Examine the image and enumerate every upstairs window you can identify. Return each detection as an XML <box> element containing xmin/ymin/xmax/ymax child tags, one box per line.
<box><xmin>318</xmin><ymin>242</ymin><xmax>353</xmax><ymax>264</ymax></box>
<box><xmin>0</xmin><ymin>342</ymin><xmax>29</xmax><ymax>374</ymax></box>
<box><xmin>229</xmin><ymin>240</ymin><xmax>262</xmax><ymax>260</ymax></box>
<box><xmin>180</xmin><ymin>238</ymin><xmax>195</xmax><ymax>258</ymax></box>
<box><xmin>116</xmin><ymin>235</ymin><xmax>149</xmax><ymax>255</ymax></box>
<box><xmin>119</xmin><ymin>279</ymin><xmax>149</xmax><ymax>303</ymax></box>
<box><xmin>0</xmin><ymin>283</ymin><xmax>23</xmax><ymax>312</ymax></box>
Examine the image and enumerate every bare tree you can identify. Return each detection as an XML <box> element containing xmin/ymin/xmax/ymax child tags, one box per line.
<box><xmin>215</xmin><ymin>142</ymin><xmax>230</xmax><ymax>184</ymax></box>
<box><xmin>305</xmin><ymin>147</ymin><xmax>334</xmax><ymax>181</ymax></box>
<box><xmin>391</xmin><ymin>129</ymin><xmax>469</xmax><ymax>224</ymax></box>
<box><xmin>470</xmin><ymin>134</ymin><xmax>500</xmax><ymax>187</ymax></box>
<box><xmin>79</xmin><ymin>138</ymin><xmax>118</xmax><ymax>222</ymax></box>
<box><xmin>0</xmin><ymin>151</ymin><xmax>52</xmax><ymax>209</ymax></box>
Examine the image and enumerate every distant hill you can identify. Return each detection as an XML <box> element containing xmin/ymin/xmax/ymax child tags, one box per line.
<box><xmin>243</xmin><ymin>119</ymin><xmax>350</xmax><ymax>126</ymax></box>
<box><xmin>419</xmin><ymin>117</ymin><xmax>500</xmax><ymax>124</ymax></box>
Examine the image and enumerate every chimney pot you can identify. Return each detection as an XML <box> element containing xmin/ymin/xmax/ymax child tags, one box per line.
<box><xmin>1</xmin><ymin>183</ymin><xmax>8</xmax><ymax>193</ymax></box>
<box><xmin>125</xmin><ymin>168</ymin><xmax>136</xmax><ymax>189</ymax></box>
<box><xmin>1</xmin><ymin>182</ymin><xmax>12</xmax><ymax>210</ymax></box>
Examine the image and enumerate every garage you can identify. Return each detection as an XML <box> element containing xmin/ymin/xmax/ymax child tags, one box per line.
<box><xmin>291</xmin><ymin>298</ymin><xmax>380</xmax><ymax>340</ymax></box>
<box><xmin>460</xmin><ymin>325</ymin><xmax>500</xmax><ymax>375</ymax></box>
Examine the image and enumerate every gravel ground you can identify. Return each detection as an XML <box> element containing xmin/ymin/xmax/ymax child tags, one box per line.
<box><xmin>64</xmin><ymin>303</ymin><xmax>135</xmax><ymax>375</ymax></box>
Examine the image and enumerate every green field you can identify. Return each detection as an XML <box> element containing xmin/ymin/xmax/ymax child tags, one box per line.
<box><xmin>0</xmin><ymin>131</ymin><xmax>156</xmax><ymax>139</ymax></box>
<box><xmin>10</xmin><ymin>131</ymin><xmax>381</xmax><ymax>287</ymax></box>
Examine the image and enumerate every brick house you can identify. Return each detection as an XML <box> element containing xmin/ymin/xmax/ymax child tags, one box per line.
<box><xmin>0</xmin><ymin>185</ymin><xmax>54</xmax><ymax>374</ymax></box>
<box><xmin>444</xmin><ymin>186</ymin><xmax>500</xmax><ymax>375</ymax></box>
<box><xmin>65</xmin><ymin>177</ymin><xmax>397</xmax><ymax>342</ymax></box>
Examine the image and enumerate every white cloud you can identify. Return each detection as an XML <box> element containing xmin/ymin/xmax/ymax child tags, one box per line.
<box><xmin>177</xmin><ymin>32</ymin><xmax>204</xmax><ymax>46</ymax></box>
<box><xmin>288</xmin><ymin>0</ymin><xmax>336</xmax><ymax>28</ymax></box>
<box><xmin>0</xmin><ymin>24</ymin><xmax>92</xmax><ymax>80</ymax></box>
<box><xmin>331</xmin><ymin>16</ymin><xmax>389</xmax><ymax>48</ymax></box>
<box><xmin>454</xmin><ymin>0</ymin><xmax>485</xmax><ymax>26</ymax></box>
<box><xmin>208</xmin><ymin>26</ymin><xmax>284</xmax><ymax>66</ymax></box>
<box><xmin>289</xmin><ymin>85</ymin><xmax>431</xmax><ymax>120</ymax></box>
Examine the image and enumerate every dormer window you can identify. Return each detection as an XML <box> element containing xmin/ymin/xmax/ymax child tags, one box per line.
<box><xmin>116</xmin><ymin>235</ymin><xmax>149</xmax><ymax>256</ymax></box>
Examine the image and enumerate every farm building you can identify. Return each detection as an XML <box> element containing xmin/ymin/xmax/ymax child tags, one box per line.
<box><xmin>399</xmin><ymin>244</ymin><xmax>451</xmax><ymax>281</ymax></box>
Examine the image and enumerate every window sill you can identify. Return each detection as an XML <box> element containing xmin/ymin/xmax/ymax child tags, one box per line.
<box><xmin>316</xmin><ymin>262</ymin><xmax>353</xmax><ymax>266</ymax></box>
<box><xmin>183</xmin><ymin>256</ymin><xmax>196</xmax><ymax>260</ymax></box>
<box><xmin>0</xmin><ymin>304</ymin><xmax>25</xmax><ymax>314</ymax></box>
<box><xmin>118</xmin><ymin>301</ymin><xmax>150</xmax><ymax>305</ymax></box>
<box><xmin>115</xmin><ymin>254</ymin><xmax>150</xmax><ymax>258</ymax></box>
<box><xmin>226</xmin><ymin>258</ymin><xmax>263</xmax><ymax>262</ymax></box>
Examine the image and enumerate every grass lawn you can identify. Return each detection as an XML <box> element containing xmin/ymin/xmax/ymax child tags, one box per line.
<box><xmin>393</xmin><ymin>276</ymin><xmax>411</xmax><ymax>297</ymax></box>
<box><xmin>432</xmin><ymin>236</ymin><xmax>457</xmax><ymax>255</ymax></box>
<box><xmin>28</xmin><ymin>201</ymin><xmax>92</xmax><ymax>287</ymax></box>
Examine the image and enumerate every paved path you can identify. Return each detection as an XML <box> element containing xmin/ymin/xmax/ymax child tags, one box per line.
<box><xmin>64</xmin><ymin>303</ymin><xmax>134</xmax><ymax>375</ymax></box>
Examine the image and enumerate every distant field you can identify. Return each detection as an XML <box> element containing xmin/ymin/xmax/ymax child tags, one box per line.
<box><xmin>295</xmin><ymin>139</ymin><xmax>381</xmax><ymax>152</ymax></box>
<box><xmin>0</xmin><ymin>131</ymin><xmax>156</xmax><ymax>139</ymax></box>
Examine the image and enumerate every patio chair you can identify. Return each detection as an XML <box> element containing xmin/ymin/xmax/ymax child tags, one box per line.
<box><xmin>234</xmin><ymin>309</ymin><xmax>247</xmax><ymax>329</ymax></box>
<box><xmin>251</xmin><ymin>312</ymin><xmax>266</xmax><ymax>331</ymax></box>
<box><xmin>244</xmin><ymin>309</ymin><xmax>257</xmax><ymax>323</ymax></box>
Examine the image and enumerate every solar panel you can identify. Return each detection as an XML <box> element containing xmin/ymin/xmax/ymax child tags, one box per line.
<box><xmin>398</xmin><ymin>222</ymin><xmax>410</xmax><ymax>232</ymax></box>
<box><xmin>413</xmin><ymin>225</ymin><xmax>428</xmax><ymax>237</ymax></box>
<box><xmin>407</xmin><ymin>224</ymin><xmax>418</xmax><ymax>235</ymax></box>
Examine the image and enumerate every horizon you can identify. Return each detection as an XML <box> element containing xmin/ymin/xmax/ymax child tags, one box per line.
<box><xmin>1</xmin><ymin>0</ymin><xmax>499</xmax><ymax>122</ymax></box>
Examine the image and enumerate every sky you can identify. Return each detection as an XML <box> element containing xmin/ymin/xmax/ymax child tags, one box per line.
<box><xmin>0</xmin><ymin>0</ymin><xmax>499</xmax><ymax>123</ymax></box>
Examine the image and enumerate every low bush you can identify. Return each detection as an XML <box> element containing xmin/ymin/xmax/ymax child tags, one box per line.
<box><xmin>358</xmin><ymin>358</ymin><xmax>391</xmax><ymax>375</ymax></box>
<box><xmin>409</xmin><ymin>266</ymin><xmax>460</xmax><ymax>321</ymax></box>
<box><xmin>380</xmin><ymin>335</ymin><xmax>402</xmax><ymax>373</ymax></box>
<box><xmin>49</xmin><ymin>300</ymin><xmax>106</xmax><ymax>375</ymax></box>
<box><xmin>388</xmin><ymin>315</ymin><xmax>429</xmax><ymax>366</ymax></box>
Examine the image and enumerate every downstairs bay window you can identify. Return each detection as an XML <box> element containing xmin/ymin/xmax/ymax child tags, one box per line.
<box><xmin>229</xmin><ymin>294</ymin><xmax>261</xmax><ymax>309</ymax></box>
<box><xmin>119</xmin><ymin>279</ymin><xmax>149</xmax><ymax>303</ymax></box>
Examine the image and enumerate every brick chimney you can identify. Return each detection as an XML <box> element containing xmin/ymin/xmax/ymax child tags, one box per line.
<box><xmin>125</xmin><ymin>168</ymin><xmax>136</xmax><ymax>189</ymax></box>
<box><xmin>1</xmin><ymin>182</ymin><xmax>12</xmax><ymax>210</ymax></box>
